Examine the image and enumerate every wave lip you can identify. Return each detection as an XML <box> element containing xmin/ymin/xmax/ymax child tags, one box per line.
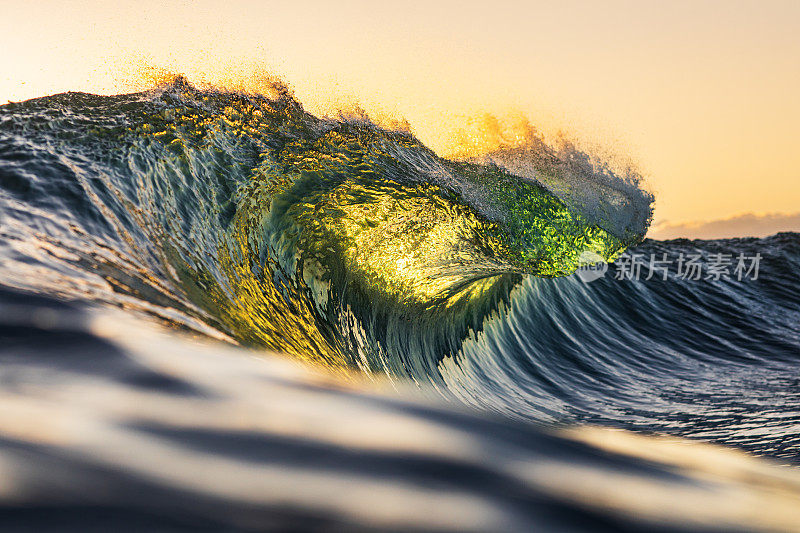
<box><xmin>453</xmin><ymin>118</ymin><xmax>655</xmax><ymax>249</ymax></box>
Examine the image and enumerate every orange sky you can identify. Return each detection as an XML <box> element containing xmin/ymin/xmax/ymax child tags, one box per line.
<box><xmin>2</xmin><ymin>0</ymin><xmax>798</xmax><ymax>236</ymax></box>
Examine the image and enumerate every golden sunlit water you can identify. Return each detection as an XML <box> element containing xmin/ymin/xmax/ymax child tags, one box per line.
<box><xmin>2</xmin><ymin>1</ymin><xmax>799</xmax><ymax>236</ymax></box>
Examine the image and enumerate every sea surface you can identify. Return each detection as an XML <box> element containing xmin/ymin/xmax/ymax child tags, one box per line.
<box><xmin>1</xmin><ymin>80</ymin><xmax>799</xmax><ymax>531</ymax></box>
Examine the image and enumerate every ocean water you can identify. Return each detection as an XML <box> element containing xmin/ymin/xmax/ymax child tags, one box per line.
<box><xmin>1</xmin><ymin>80</ymin><xmax>799</xmax><ymax>531</ymax></box>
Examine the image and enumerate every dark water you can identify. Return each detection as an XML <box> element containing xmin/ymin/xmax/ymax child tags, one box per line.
<box><xmin>445</xmin><ymin>235</ymin><xmax>800</xmax><ymax>461</ymax></box>
<box><xmin>1</xmin><ymin>80</ymin><xmax>799</xmax><ymax>530</ymax></box>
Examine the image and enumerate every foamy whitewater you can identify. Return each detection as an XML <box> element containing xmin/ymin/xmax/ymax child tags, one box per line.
<box><xmin>1</xmin><ymin>80</ymin><xmax>799</xmax><ymax>531</ymax></box>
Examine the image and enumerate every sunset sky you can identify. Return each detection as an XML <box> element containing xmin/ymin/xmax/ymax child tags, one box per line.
<box><xmin>2</xmin><ymin>0</ymin><xmax>798</xmax><ymax>238</ymax></box>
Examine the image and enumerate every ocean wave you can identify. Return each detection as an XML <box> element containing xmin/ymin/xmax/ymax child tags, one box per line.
<box><xmin>1</xmin><ymin>78</ymin><xmax>798</xmax><ymax>464</ymax></box>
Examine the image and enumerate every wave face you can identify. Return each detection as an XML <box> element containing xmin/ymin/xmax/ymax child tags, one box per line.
<box><xmin>1</xmin><ymin>81</ymin><xmax>798</xmax><ymax>465</ymax></box>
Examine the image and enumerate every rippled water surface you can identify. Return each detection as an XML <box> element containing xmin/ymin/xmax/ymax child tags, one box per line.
<box><xmin>1</xmin><ymin>81</ymin><xmax>799</xmax><ymax>531</ymax></box>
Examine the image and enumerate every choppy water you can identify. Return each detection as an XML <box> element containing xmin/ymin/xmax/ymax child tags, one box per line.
<box><xmin>1</xmin><ymin>80</ymin><xmax>799</xmax><ymax>531</ymax></box>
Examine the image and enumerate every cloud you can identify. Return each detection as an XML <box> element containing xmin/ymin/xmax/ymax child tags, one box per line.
<box><xmin>648</xmin><ymin>212</ymin><xmax>800</xmax><ymax>240</ymax></box>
